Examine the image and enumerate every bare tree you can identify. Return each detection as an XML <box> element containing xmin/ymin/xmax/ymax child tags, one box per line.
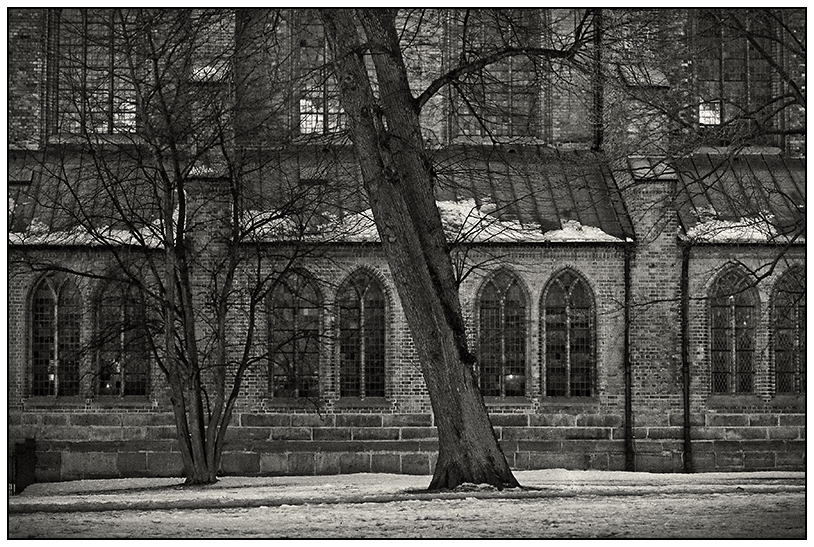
<box><xmin>8</xmin><ymin>8</ymin><xmax>358</xmax><ymax>484</ymax></box>
<box><xmin>10</xmin><ymin>7</ymin><xmax>802</xmax><ymax>487</ymax></box>
<box><xmin>318</xmin><ymin>8</ymin><xmax>604</xmax><ymax>489</ymax></box>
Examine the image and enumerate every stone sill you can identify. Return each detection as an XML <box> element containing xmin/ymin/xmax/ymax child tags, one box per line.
<box><xmin>706</xmin><ymin>394</ymin><xmax>764</xmax><ymax>409</ymax></box>
<box><xmin>484</xmin><ymin>397</ymin><xmax>533</xmax><ymax>407</ymax></box>
<box><xmin>769</xmin><ymin>394</ymin><xmax>806</xmax><ymax>410</ymax></box>
<box><xmin>86</xmin><ymin>397</ymin><xmax>154</xmax><ymax>409</ymax></box>
<box><xmin>333</xmin><ymin>397</ymin><xmax>392</xmax><ymax>409</ymax></box>
<box><xmin>538</xmin><ymin>397</ymin><xmax>600</xmax><ymax>407</ymax></box>
<box><xmin>23</xmin><ymin>396</ymin><xmax>88</xmax><ymax>410</ymax></box>
<box><xmin>263</xmin><ymin>397</ymin><xmax>324</xmax><ymax>411</ymax></box>
<box><xmin>23</xmin><ymin>396</ymin><xmax>153</xmax><ymax>410</ymax></box>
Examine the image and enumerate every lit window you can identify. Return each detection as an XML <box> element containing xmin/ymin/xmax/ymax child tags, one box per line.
<box><xmin>338</xmin><ymin>272</ymin><xmax>386</xmax><ymax>398</ymax></box>
<box><xmin>268</xmin><ymin>272</ymin><xmax>321</xmax><ymax>398</ymax></box>
<box><xmin>694</xmin><ymin>10</ymin><xmax>773</xmax><ymax>128</ymax></box>
<box><xmin>297</xmin><ymin>21</ymin><xmax>345</xmax><ymax>135</ymax></box>
<box><xmin>699</xmin><ymin>101</ymin><xmax>721</xmax><ymax>125</ymax></box>
<box><xmin>31</xmin><ymin>273</ymin><xmax>82</xmax><ymax>397</ymax></box>
<box><xmin>710</xmin><ymin>269</ymin><xmax>757</xmax><ymax>394</ymax></box>
<box><xmin>478</xmin><ymin>270</ymin><xmax>527</xmax><ymax>397</ymax></box>
<box><xmin>772</xmin><ymin>268</ymin><xmax>805</xmax><ymax>395</ymax></box>
<box><xmin>96</xmin><ymin>279</ymin><xmax>150</xmax><ymax>397</ymax></box>
<box><xmin>543</xmin><ymin>270</ymin><xmax>595</xmax><ymax>397</ymax></box>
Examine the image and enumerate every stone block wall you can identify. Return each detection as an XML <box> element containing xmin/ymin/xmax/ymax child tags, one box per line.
<box><xmin>11</xmin><ymin>407</ymin><xmax>803</xmax><ymax>482</ymax></box>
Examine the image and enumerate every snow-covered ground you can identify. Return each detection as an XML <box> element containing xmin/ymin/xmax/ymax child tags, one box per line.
<box><xmin>9</xmin><ymin>470</ymin><xmax>805</xmax><ymax>539</ymax></box>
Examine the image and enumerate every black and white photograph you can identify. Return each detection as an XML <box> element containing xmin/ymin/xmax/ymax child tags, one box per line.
<box><xmin>7</xmin><ymin>8</ymin><xmax>805</xmax><ymax>539</ymax></box>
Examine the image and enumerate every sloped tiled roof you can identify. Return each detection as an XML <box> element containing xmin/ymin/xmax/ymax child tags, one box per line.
<box><xmin>10</xmin><ymin>147</ymin><xmax>635</xmax><ymax>246</ymax></box>
<box><xmin>675</xmin><ymin>153</ymin><xmax>805</xmax><ymax>243</ymax></box>
<box><xmin>628</xmin><ymin>152</ymin><xmax>805</xmax><ymax>244</ymax></box>
<box><xmin>431</xmin><ymin>147</ymin><xmax>634</xmax><ymax>242</ymax></box>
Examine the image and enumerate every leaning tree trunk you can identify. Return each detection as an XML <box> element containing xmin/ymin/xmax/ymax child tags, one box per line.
<box><xmin>321</xmin><ymin>9</ymin><xmax>520</xmax><ymax>490</ymax></box>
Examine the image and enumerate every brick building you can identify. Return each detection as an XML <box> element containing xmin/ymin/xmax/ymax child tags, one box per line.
<box><xmin>8</xmin><ymin>9</ymin><xmax>805</xmax><ymax>482</ymax></box>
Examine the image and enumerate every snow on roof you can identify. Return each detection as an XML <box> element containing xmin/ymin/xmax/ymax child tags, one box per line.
<box><xmin>8</xmin><ymin>222</ymin><xmax>163</xmax><ymax>247</ymax></box>
<box><xmin>682</xmin><ymin>215</ymin><xmax>804</xmax><ymax>244</ymax></box>
<box><xmin>248</xmin><ymin>199</ymin><xmax>624</xmax><ymax>244</ymax></box>
<box><xmin>670</xmin><ymin>153</ymin><xmax>805</xmax><ymax>244</ymax></box>
<box><xmin>12</xmin><ymin>198</ymin><xmax>625</xmax><ymax>247</ymax></box>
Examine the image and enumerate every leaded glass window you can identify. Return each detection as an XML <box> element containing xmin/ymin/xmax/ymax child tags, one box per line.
<box><xmin>296</xmin><ymin>20</ymin><xmax>345</xmax><ymax>135</ymax></box>
<box><xmin>53</xmin><ymin>9</ymin><xmax>137</xmax><ymax>135</ymax></box>
<box><xmin>694</xmin><ymin>10</ymin><xmax>773</xmax><ymax>127</ymax></box>
<box><xmin>268</xmin><ymin>272</ymin><xmax>321</xmax><ymax>398</ymax></box>
<box><xmin>543</xmin><ymin>270</ymin><xmax>595</xmax><ymax>397</ymax></box>
<box><xmin>710</xmin><ymin>269</ymin><xmax>757</xmax><ymax>394</ymax></box>
<box><xmin>478</xmin><ymin>270</ymin><xmax>527</xmax><ymax>397</ymax></box>
<box><xmin>96</xmin><ymin>279</ymin><xmax>150</xmax><ymax>397</ymax></box>
<box><xmin>31</xmin><ymin>274</ymin><xmax>82</xmax><ymax>397</ymax></box>
<box><xmin>338</xmin><ymin>272</ymin><xmax>386</xmax><ymax>398</ymax></box>
<box><xmin>453</xmin><ymin>9</ymin><xmax>543</xmax><ymax>139</ymax></box>
<box><xmin>773</xmin><ymin>268</ymin><xmax>805</xmax><ymax>395</ymax></box>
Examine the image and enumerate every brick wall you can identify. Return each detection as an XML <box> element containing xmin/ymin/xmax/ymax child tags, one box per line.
<box><xmin>8</xmin><ymin>9</ymin><xmax>44</xmax><ymax>149</ymax></box>
<box><xmin>11</xmin><ymin>238</ymin><xmax>803</xmax><ymax>480</ymax></box>
<box><xmin>7</xmin><ymin>8</ymin><xmax>805</xmax><ymax>481</ymax></box>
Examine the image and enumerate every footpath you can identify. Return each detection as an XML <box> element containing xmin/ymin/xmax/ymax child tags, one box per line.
<box><xmin>8</xmin><ymin>469</ymin><xmax>805</xmax><ymax>514</ymax></box>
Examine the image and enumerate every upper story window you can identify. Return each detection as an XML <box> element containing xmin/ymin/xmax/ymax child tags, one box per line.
<box><xmin>268</xmin><ymin>272</ymin><xmax>321</xmax><ymax>399</ymax></box>
<box><xmin>542</xmin><ymin>270</ymin><xmax>595</xmax><ymax>398</ymax></box>
<box><xmin>30</xmin><ymin>273</ymin><xmax>82</xmax><ymax>397</ymax></box>
<box><xmin>772</xmin><ymin>268</ymin><xmax>805</xmax><ymax>395</ymax></box>
<box><xmin>709</xmin><ymin>268</ymin><xmax>758</xmax><ymax>394</ymax></box>
<box><xmin>693</xmin><ymin>10</ymin><xmax>773</xmax><ymax>127</ymax></box>
<box><xmin>337</xmin><ymin>271</ymin><xmax>387</xmax><ymax>398</ymax></box>
<box><xmin>51</xmin><ymin>8</ymin><xmax>137</xmax><ymax>136</ymax></box>
<box><xmin>478</xmin><ymin>270</ymin><xmax>527</xmax><ymax>397</ymax></box>
<box><xmin>699</xmin><ymin>100</ymin><xmax>722</xmax><ymax>125</ymax></box>
<box><xmin>451</xmin><ymin>9</ymin><xmax>543</xmax><ymax>140</ymax></box>
<box><xmin>295</xmin><ymin>20</ymin><xmax>345</xmax><ymax>135</ymax></box>
<box><xmin>95</xmin><ymin>279</ymin><xmax>150</xmax><ymax>397</ymax></box>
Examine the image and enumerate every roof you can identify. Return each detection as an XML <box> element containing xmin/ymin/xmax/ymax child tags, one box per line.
<box><xmin>432</xmin><ymin>147</ymin><xmax>634</xmax><ymax>243</ymax></box>
<box><xmin>628</xmin><ymin>152</ymin><xmax>805</xmax><ymax>244</ymax></box>
<box><xmin>10</xmin><ymin>148</ymin><xmax>635</xmax><ymax>246</ymax></box>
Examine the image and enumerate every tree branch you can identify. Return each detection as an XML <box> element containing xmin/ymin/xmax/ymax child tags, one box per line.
<box><xmin>416</xmin><ymin>44</ymin><xmax>585</xmax><ymax>111</ymax></box>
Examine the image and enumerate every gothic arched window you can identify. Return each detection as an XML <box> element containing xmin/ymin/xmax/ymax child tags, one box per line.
<box><xmin>772</xmin><ymin>268</ymin><xmax>805</xmax><ymax>395</ymax></box>
<box><xmin>478</xmin><ymin>270</ymin><xmax>527</xmax><ymax>397</ymax></box>
<box><xmin>337</xmin><ymin>271</ymin><xmax>386</xmax><ymax>398</ymax></box>
<box><xmin>96</xmin><ymin>279</ymin><xmax>150</xmax><ymax>397</ymax></box>
<box><xmin>542</xmin><ymin>270</ymin><xmax>595</xmax><ymax>397</ymax></box>
<box><xmin>31</xmin><ymin>273</ymin><xmax>82</xmax><ymax>397</ymax></box>
<box><xmin>710</xmin><ymin>268</ymin><xmax>758</xmax><ymax>394</ymax></box>
<box><xmin>268</xmin><ymin>272</ymin><xmax>321</xmax><ymax>398</ymax></box>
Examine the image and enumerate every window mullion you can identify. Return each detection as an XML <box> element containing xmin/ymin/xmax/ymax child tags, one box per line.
<box><xmin>794</xmin><ymin>302</ymin><xmax>802</xmax><ymax>391</ymax></box>
<box><xmin>53</xmin><ymin>290</ymin><xmax>61</xmax><ymax>397</ymax></box>
<box><xmin>359</xmin><ymin>293</ymin><xmax>366</xmax><ymax>398</ymax></box>
<box><xmin>565</xmin><ymin>301</ymin><xmax>571</xmax><ymax>398</ymax></box>
<box><xmin>499</xmin><ymin>297</ymin><xmax>507</xmax><ymax>397</ymax></box>
<box><xmin>729</xmin><ymin>296</ymin><xmax>736</xmax><ymax>393</ymax></box>
<box><xmin>108</xmin><ymin>9</ymin><xmax>115</xmax><ymax>134</ymax></box>
<box><xmin>717</xmin><ymin>12</ymin><xmax>725</xmax><ymax>121</ymax></box>
<box><xmin>119</xmin><ymin>303</ymin><xmax>126</xmax><ymax>397</ymax></box>
<box><xmin>292</xmin><ymin>303</ymin><xmax>300</xmax><ymax>398</ymax></box>
<box><xmin>81</xmin><ymin>10</ymin><xmax>89</xmax><ymax>133</ymax></box>
<box><xmin>744</xmin><ymin>19</ymin><xmax>751</xmax><ymax>112</ymax></box>
<box><xmin>322</xmin><ymin>38</ymin><xmax>328</xmax><ymax>134</ymax></box>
